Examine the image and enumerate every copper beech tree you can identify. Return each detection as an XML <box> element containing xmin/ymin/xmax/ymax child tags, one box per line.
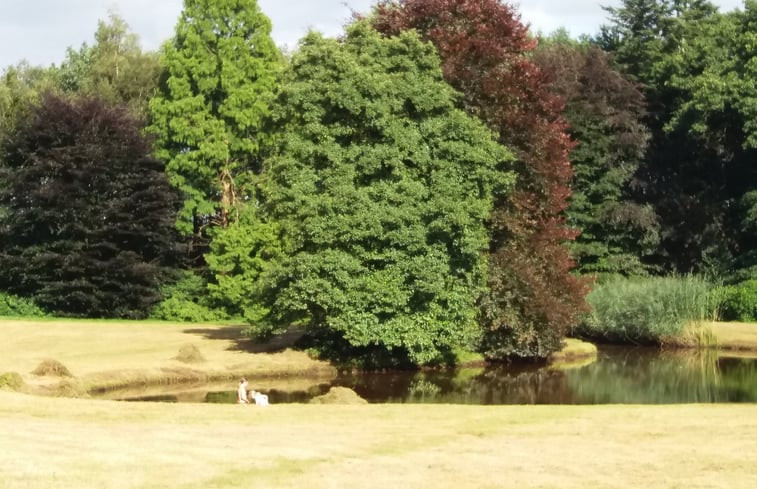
<box><xmin>373</xmin><ymin>0</ymin><xmax>591</xmax><ymax>358</ymax></box>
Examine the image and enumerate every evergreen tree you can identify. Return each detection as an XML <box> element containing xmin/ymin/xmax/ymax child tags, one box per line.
<box><xmin>149</xmin><ymin>0</ymin><xmax>282</xmax><ymax>237</ymax></box>
<box><xmin>0</xmin><ymin>94</ymin><xmax>182</xmax><ymax>318</ymax></box>
<box><xmin>534</xmin><ymin>38</ymin><xmax>659</xmax><ymax>276</ymax></box>
<box><xmin>601</xmin><ymin>0</ymin><xmax>756</xmax><ymax>278</ymax></box>
<box><xmin>262</xmin><ymin>23</ymin><xmax>513</xmax><ymax>364</ymax></box>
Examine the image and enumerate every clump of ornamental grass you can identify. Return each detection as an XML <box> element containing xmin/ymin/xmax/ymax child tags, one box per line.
<box><xmin>578</xmin><ymin>275</ymin><xmax>716</xmax><ymax>345</ymax></box>
<box><xmin>173</xmin><ymin>344</ymin><xmax>206</xmax><ymax>364</ymax></box>
<box><xmin>32</xmin><ymin>359</ymin><xmax>73</xmax><ymax>377</ymax></box>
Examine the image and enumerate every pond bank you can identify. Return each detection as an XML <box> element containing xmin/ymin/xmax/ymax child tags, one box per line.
<box><xmin>0</xmin><ymin>319</ymin><xmax>755</xmax><ymax>399</ymax></box>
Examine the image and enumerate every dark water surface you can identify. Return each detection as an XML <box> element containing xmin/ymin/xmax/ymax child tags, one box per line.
<box><xmin>101</xmin><ymin>347</ymin><xmax>757</xmax><ymax>405</ymax></box>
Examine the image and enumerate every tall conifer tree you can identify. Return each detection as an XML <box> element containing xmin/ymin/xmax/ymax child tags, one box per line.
<box><xmin>149</xmin><ymin>0</ymin><xmax>281</xmax><ymax>237</ymax></box>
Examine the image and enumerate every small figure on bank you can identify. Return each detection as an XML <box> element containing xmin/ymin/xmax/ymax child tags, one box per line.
<box><xmin>237</xmin><ymin>378</ymin><xmax>248</xmax><ymax>404</ymax></box>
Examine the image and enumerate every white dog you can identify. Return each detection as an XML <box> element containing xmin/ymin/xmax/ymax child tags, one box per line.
<box><xmin>248</xmin><ymin>390</ymin><xmax>269</xmax><ymax>406</ymax></box>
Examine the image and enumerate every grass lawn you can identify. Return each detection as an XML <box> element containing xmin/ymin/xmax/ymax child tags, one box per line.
<box><xmin>0</xmin><ymin>319</ymin><xmax>335</xmax><ymax>395</ymax></box>
<box><xmin>1</xmin><ymin>391</ymin><xmax>756</xmax><ymax>489</ymax></box>
<box><xmin>709</xmin><ymin>321</ymin><xmax>757</xmax><ymax>352</ymax></box>
<box><xmin>2</xmin><ymin>319</ymin><xmax>757</xmax><ymax>488</ymax></box>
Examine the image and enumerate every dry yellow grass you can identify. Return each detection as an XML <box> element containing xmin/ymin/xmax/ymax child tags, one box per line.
<box><xmin>710</xmin><ymin>321</ymin><xmax>757</xmax><ymax>352</ymax></box>
<box><xmin>0</xmin><ymin>319</ymin><xmax>335</xmax><ymax>395</ymax></box>
<box><xmin>1</xmin><ymin>391</ymin><xmax>756</xmax><ymax>489</ymax></box>
<box><xmin>2</xmin><ymin>319</ymin><xmax>757</xmax><ymax>487</ymax></box>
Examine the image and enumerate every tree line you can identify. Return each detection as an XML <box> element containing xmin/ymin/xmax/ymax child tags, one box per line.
<box><xmin>0</xmin><ymin>0</ymin><xmax>754</xmax><ymax>365</ymax></box>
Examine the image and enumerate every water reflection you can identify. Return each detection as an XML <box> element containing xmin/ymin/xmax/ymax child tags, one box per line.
<box><xmin>102</xmin><ymin>347</ymin><xmax>757</xmax><ymax>405</ymax></box>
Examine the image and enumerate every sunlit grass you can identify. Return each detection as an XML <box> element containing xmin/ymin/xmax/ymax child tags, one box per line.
<box><xmin>2</xmin><ymin>391</ymin><xmax>757</xmax><ymax>489</ymax></box>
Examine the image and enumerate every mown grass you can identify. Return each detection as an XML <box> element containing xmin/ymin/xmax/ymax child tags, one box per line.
<box><xmin>1</xmin><ymin>391</ymin><xmax>757</xmax><ymax>489</ymax></box>
<box><xmin>0</xmin><ymin>318</ymin><xmax>335</xmax><ymax>396</ymax></box>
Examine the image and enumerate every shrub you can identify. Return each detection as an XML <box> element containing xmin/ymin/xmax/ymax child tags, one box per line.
<box><xmin>0</xmin><ymin>293</ymin><xmax>46</xmax><ymax>317</ymax></box>
<box><xmin>150</xmin><ymin>271</ymin><xmax>233</xmax><ymax>323</ymax></box>
<box><xmin>578</xmin><ymin>275</ymin><xmax>715</xmax><ymax>344</ymax></box>
<box><xmin>719</xmin><ymin>279</ymin><xmax>757</xmax><ymax>322</ymax></box>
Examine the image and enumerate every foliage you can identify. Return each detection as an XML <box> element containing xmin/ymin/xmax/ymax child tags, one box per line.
<box><xmin>0</xmin><ymin>293</ymin><xmax>46</xmax><ymax>318</ymax></box>
<box><xmin>578</xmin><ymin>275</ymin><xmax>716</xmax><ymax>344</ymax></box>
<box><xmin>58</xmin><ymin>13</ymin><xmax>162</xmax><ymax>116</ymax></box>
<box><xmin>599</xmin><ymin>0</ymin><xmax>757</xmax><ymax>278</ymax></box>
<box><xmin>149</xmin><ymin>0</ymin><xmax>282</xmax><ymax>236</ymax></box>
<box><xmin>718</xmin><ymin>280</ymin><xmax>757</xmax><ymax>322</ymax></box>
<box><xmin>0</xmin><ymin>94</ymin><xmax>183</xmax><ymax>318</ymax></box>
<box><xmin>373</xmin><ymin>0</ymin><xmax>591</xmax><ymax>359</ymax></box>
<box><xmin>0</xmin><ymin>63</ymin><xmax>58</xmax><ymax>143</ymax></box>
<box><xmin>205</xmin><ymin>203</ymin><xmax>284</xmax><ymax>324</ymax></box>
<box><xmin>534</xmin><ymin>38</ymin><xmax>658</xmax><ymax>276</ymax></box>
<box><xmin>263</xmin><ymin>22</ymin><xmax>513</xmax><ymax>364</ymax></box>
<box><xmin>149</xmin><ymin>270</ymin><xmax>233</xmax><ymax>323</ymax></box>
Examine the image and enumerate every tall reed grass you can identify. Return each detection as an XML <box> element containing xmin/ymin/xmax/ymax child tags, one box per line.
<box><xmin>578</xmin><ymin>275</ymin><xmax>717</xmax><ymax>345</ymax></box>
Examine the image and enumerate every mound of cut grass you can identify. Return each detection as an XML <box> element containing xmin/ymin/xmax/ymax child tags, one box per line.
<box><xmin>309</xmin><ymin>387</ymin><xmax>367</xmax><ymax>404</ymax></box>
<box><xmin>32</xmin><ymin>359</ymin><xmax>73</xmax><ymax>377</ymax></box>
<box><xmin>173</xmin><ymin>344</ymin><xmax>206</xmax><ymax>364</ymax></box>
<box><xmin>0</xmin><ymin>372</ymin><xmax>25</xmax><ymax>391</ymax></box>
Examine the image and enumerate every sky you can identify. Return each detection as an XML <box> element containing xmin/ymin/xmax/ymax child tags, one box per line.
<box><xmin>0</xmin><ymin>0</ymin><xmax>747</xmax><ymax>68</ymax></box>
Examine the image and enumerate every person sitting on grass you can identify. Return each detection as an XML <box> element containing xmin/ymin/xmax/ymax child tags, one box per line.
<box><xmin>237</xmin><ymin>378</ymin><xmax>248</xmax><ymax>404</ymax></box>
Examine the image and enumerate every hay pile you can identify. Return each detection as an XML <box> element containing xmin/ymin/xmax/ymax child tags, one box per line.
<box><xmin>32</xmin><ymin>359</ymin><xmax>73</xmax><ymax>377</ymax></box>
<box><xmin>0</xmin><ymin>372</ymin><xmax>25</xmax><ymax>391</ymax></box>
<box><xmin>309</xmin><ymin>387</ymin><xmax>367</xmax><ymax>405</ymax></box>
<box><xmin>174</xmin><ymin>344</ymin><xmax>206</xmax><ymax>364</ymax></box>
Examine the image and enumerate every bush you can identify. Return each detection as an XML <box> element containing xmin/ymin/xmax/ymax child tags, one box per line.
<box><xmin>719</xmin><ymin>279</ymin><xmax>757</xmax><ymax>322</ymax></box>
<box><xmin>578</xmin><ymin>275</ymin><xmax>715</xmax><ymax>344</ymax></box>
<box><xmin>150</xmin><ymin>271</ymin><xmax>233</xmax><ymax>323</ymax></box>
<box><xmin>0</xmin><ymin>293</ymin><xmax>46</xmax><ymax>317</ymax></box>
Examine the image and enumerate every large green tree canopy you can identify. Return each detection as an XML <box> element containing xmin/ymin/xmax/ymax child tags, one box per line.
<box><xmin>261</xmin><ymin>22</ymin><xmax>513</xmax><ymax>364</ymax></box>
<box><xmin>149</xmin><ymin>0</ymin><xmax>282</xmax><ymax>236</ymax></box>
<box><xmin>373</xmin><ymin>0</ymin><xmax>591</xmax><ymax>359</ymax></box>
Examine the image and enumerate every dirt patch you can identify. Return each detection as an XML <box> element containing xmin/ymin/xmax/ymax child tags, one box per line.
<box><xmin>309</xmin><ymin>386</ymin><xmax>367</xmax><ymax>404</ymax></box>
<box><xmin>174</xmin><ymin>344</ymin><xmax>206</xmax><ymax>364</ymax></box>
<box><xmin>32</xmin><ymin>359</ymin><xmax>73</xmax><ymax>377</ymax></box>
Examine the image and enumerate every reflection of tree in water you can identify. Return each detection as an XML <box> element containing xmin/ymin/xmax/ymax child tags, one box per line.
<box><xmin>334</xmin><ymin>366</ymin><xmax>577</xmax><ymax>405</ymax></box>
<box><xmin>566</xmin><ymin>348</ymin><xmax>757</xmax><ymax>404</ymax></box>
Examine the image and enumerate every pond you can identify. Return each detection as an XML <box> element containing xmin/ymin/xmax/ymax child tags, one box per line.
<box><xmin>96</xmin><ymin>346</ymin><xmax>757</xmax><ymax>405</ymax></box>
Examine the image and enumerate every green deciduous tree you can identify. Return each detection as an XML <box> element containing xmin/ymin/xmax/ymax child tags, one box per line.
<box><xmin>0</xmin><ymin>94</ymin><xmax>182</xmax><ymax>318</ymax></box>
<box><xmin>58</xmin><ymin>13</ymin><xmax>162</xmax><ymax>116</ymax></box>
<box><xmin>262</xmin><ymin>23</ymin><xmax>513</xmax><ymax>364</ymax></box>
<box><xmin>373</xmin><ymin>0</ymin><xmax>591</xmax><ymax>359</ymax></box>
<box><xmin>149</xmin><ymin>0</ymin><xmax>282</xmax><ymax>237</ymax></box>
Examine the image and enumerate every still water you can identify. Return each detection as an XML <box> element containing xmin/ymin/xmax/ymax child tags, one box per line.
<box><xmin>100</xmin><ymin>347</ymin><xmax>757</xmax><ymax>405</ymax></box>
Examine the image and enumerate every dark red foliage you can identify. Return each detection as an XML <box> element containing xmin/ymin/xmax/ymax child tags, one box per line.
<box><xmin>373</xmin><ymin>0</ymin><xmax>590</xmax><ymax>358</ymax></box>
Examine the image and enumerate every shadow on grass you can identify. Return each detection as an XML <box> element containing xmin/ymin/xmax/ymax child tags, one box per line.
<box><xmin>183</xmin><ymin>326</ymin><xmax>304</xmax><ymax>354</ymax></box>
